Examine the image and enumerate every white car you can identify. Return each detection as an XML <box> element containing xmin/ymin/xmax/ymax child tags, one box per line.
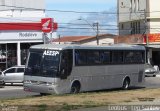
<box><xmin>145</xmin><ymin>64</ymin><xmax>158</xmax><ymax>77</ymax></box>
<box><xmin>0</xmin><ymin>66</ymin><xmax>25</xmax><ymax>85</ymax></box>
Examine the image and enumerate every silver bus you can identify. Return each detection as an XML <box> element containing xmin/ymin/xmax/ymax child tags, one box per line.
<box><xmin>24</xmin><ymin>44</ymin><xmax>146</xmax><ymax>94</ymax></box>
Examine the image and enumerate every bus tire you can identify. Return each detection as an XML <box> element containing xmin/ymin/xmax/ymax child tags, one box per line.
<box><xmin>122</xmin><ymin>77</ymin><xmax>130</xmax><ymax>90</ymax></box>
<box><xmin>70</xmin><ymin>81</ymin><xmax>81</xmax><ymax>94</ymax></box>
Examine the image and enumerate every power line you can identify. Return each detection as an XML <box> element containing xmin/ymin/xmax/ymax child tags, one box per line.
<box><xmin>2</xmin><ymin>21</ymin><xmax>159</xmax><ymax>31</ymax></box>
<box><xmin>0</xmin><ymin>4</ymin><xmax>113</xmax><ymax>14</ymax></box>
<box><xmin>59</xmin><ymin>23</ymin><xmax>118</xmax><ymax>27</ymax></box>
<box><xmin>0</xmin><ymin>5</ymin><xmax>160</xmax><ymax>33</ymax></box>
<box><xmin>0</xmin><ymin>17</ymin><xmax>118</xmax><ymax>27</ymax></box>
<box><xmin>1</xmin><ymin>4</ymin><xmax>160</xmax><ymax>15</ymax></box>
<box><xmin>0</xmin><ymin>22</ymin><xmax>117</xmax><ymax>30</ymax></box>
<box><xmin>0</xmin><ymin>22</ymin><xmax>151</xmax><ymax>31</ymax></box>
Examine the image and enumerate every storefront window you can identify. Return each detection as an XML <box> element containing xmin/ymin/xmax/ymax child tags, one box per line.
<box><xmin>21</xmin><ymin>49</ymin><xmax>28</xmax><ymax>65</ymax></box>
<box><xmin>0</xmin><ymin>43</ymin><xmax>41</xmax><ymax>70</ymax></box>
<box><xmin>0</xmin><ymin>44</ymin><xmax>7</xmax><ymax>70</ymax></box>
<box><xmin>7</xmin><ymin>44</ymin><xmax>17</xmax><ymax>68</ymax></box>
<box><xmin>21</xmin><ymin>43</ymin><xmax>31</xmax><ymax>65</ymax></box>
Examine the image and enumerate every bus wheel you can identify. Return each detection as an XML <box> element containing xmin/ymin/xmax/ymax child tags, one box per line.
<box><xmin>122</xmin><ymin>78</ymin><xmax>130</xmax><ymax>90</ymax></box>
<box><xmin>70</xmin><ymin>81</ymin><xmax>81</xmax><ymax>94</ymax></box>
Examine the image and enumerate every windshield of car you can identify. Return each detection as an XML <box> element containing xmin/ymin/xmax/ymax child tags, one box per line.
<box><xmin>25</xmin><ymin>50</ymin><xmax>60</xmax><ymax>77</ymax></box>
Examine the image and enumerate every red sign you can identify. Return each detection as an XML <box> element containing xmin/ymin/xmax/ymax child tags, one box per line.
<box><xmin>0</xmin><ymin>23</ymin><xmax>41</xmax><ymax>30</ymax></box>
<box><xmin>144</xmin><ymin>33</ymin><xmax>160</xmax><ymax>43</ymax></box>
<box><xmin>0</xmin><ymin>18</ymin><xmax>58</xmax><ymax>32</ymax></box>
<box><xmin>41</xmin><ymin>18</ymin><xmax>53</xmax><ymax>33</ymax></box>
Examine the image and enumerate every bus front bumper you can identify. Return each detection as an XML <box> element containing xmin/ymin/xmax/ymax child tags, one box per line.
<box><xmin>24</xmin><ymin>84</ymin><xmax>59</xmax><ymax>94</ymax></box>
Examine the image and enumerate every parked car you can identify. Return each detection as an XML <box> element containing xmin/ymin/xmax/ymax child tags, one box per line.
<box><xmin>145</xmin><ymin>64</ymin><xmax>158</xmax><ymax>77</ymax></box>
<box><xmin>0</xmin><ymin>65</ymin><xmax>25</xmax><ymax>85</ymax></box>
<box><xmin>0</xmin><ymin>71</ymin><xmax>4</xmax><ymax>87</ymax></box>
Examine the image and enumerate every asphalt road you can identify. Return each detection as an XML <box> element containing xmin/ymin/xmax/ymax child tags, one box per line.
<box><xmin>0</xmin><ymin>76</ymin><xmax>160</xmax><ymax>100</ymax></box>
<box><xmin>143</xmin><ymin>76</ymin><xmax>160</xmax><ymax>88</ymax></box>
<box><xmin>0</xmin><ymin>85</ymin><xmax>39</xmax><ymax>99</ymax></box>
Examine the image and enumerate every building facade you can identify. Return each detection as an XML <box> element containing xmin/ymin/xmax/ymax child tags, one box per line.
<box><xmin>118</xmin><ymin>0</ymin><xmax>160</xmax><ymax>68</ymax></box>
<box><xmin>0</xmin><ymin>0</ymin><xmax>57</xmax><ymax>70</ymax></box>
<box><xmin>0</xmin><ymin>0</ymin><xmax>45</xmax><ymax>17</ymax></box>
<box><xmin>118</xmin><ymin>0</ymin><xmax>160</xmax><ymax>35</ymax></box>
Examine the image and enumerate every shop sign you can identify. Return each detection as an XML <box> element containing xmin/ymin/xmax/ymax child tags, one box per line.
<box><xmin>0</xmin><ymin>19</ymin><xmax>58</xmax><ymax>32</ymax></box>
<box><xmin>0</xmin><ymin>31</ymin><xmax>43</xmax><ymax>41</ymax></box>
<box><xmin>41</xmin><ymin>18</ymin><xmax>53</xmax><ymax>33</ymax></box>
<box><xmin>19</xmin><ymin>32</ymin><xmax>37</xmax><ymax>37</ymax></box>
<box><xmin>144</xmin><ymin>34</ymin><xmax>160</xmax><ymax>43</ymax></box>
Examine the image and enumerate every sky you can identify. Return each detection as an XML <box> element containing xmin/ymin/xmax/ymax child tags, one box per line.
<box><xmin>46</xmin><ymin>0</ymin><xmax>117</xmax><ymax>36</ymax></box>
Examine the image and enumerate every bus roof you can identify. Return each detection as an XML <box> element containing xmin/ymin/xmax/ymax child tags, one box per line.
<box><xmin>30</xmin><ymin>44</ymin><xmax>145</xmax><ymax>51</ymax></box>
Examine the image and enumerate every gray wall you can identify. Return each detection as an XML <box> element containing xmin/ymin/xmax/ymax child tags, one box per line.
<box><xmin>0</xmin><ymin>0</ymin><xmax>45</xmax><ymax>10</ymax></box>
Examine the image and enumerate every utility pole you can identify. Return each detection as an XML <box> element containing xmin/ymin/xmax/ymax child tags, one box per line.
<box><xmin>93</xmin><ymin>22</ymin><xmax>99</xmax><ymax>45</ymax></box>
<box><xmin>144</xmin><ymin>9</ymin><xmax>149</xmax><ymax>46</ymax></box>
<box><xmin>78</xmin><ymin>18</ymin><xmax>99</xmax><ymax>45</ymax></box>
<box><xmin>58</xmin><ymin>35</ymin><xmax>61</xmax><ymax>44</ymax></box>
<box><xmin>143</xmin><ymin>9</ymin><xmax>151</xmax><ymax>64</ymax></box>
<box><xmin>43</xmin><ymin>33</ymin><xmax>46</xmax><ymax>44</ymax></box>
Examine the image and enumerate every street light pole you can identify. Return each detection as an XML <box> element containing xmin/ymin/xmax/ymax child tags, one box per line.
<box><xmin>144</xmin><ymin>9</ymin><xmax>149</xmax><ymax>46</ymax></box>
<box><xmin>139</xmin><ymin>9</ymin><xmax>149</xmax><ymax>46</ymax></box>
<box><xmin>78</xmin><ymin>18</ymin><xmax>99</xmax><ymax>45</ymax></box>
<box><xmin>93</xmin><ymin>22</ymin><xmax>99</xmax><ymax>45</ymax></box>
<box><xmin>58</xmin><ymin>34</ymin><xmax>61</xmax><ymax>44</ymax></box>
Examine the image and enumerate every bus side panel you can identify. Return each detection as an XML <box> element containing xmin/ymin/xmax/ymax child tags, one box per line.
<box><xmin>87</xmin><ymin>66</ymin><xmax>109</xmax><ymax>91</ymax></box>
<box><xmin>69</xmin><ymin>66</ymin><xmax>90</xmax><ymax>92</ymax></box>
<box><xmin>123</xmin><ymin>64</ymin><xmax>145</xmax><ymax>86</ymax></box>
<box><xmin>124</xmin><ymin>64</ymin><xmax>139</xmax><ymax>86</ymax></box>
<box><xmin>107</xmin><ymin>65</ymin><xmax>125</xmax><ymax>88</ymax></box>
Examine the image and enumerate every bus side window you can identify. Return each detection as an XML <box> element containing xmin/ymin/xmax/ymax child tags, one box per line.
<box><xmin>75</xmin><ymin>50</ymin><xmax>87</xmax><ymax>66</ymax></box>
<box><xmin>60</xmin><ymin>50</ymin><xmax>73</xmax><ymax>79</ymax></box>
<box><xmin>112</xmin><ymin>51</ymin><xmax>123</xmax><ymax>64</ymax></box>
<box><xmin>100</xmin><ymin>51</ymin><xmax>111</xmax><ymax>64</ymax></box>
<box><xmin>87</xmin><ymin>50</ymin><xmax>101</xmax><ymax>65</ymax></box>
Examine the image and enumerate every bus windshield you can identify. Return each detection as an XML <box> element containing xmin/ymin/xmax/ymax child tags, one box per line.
<box><xmin>25</xmin><ymin>50</ymin><xmax>60</xmax><ymax>77</ymax></box>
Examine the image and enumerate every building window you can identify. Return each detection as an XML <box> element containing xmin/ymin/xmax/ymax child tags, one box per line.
<box><xmin>121</xmin><ymin>2</ymin><xmax>124</xmax><ymax>6</ymax></box>
<box><xmin>131</xmin><ymin>22</ymin><xmax>133</xmax><ymax>35</ymax></box>
<box><xmin>134</xmin><ymin>0</ymin><xmax>136</xmax><ymax>12</ymax></box>
<box><xmin>137</xmin><ymin>21</ymin><xmax>140</xmax><ymax>34</ymax></box>
<box><xmin>130</xmin><ymin>0</ymin><xmax>132</xmax><ymax>12</ymax></box>
<box><xmin>131</xmin><ymin>21</ymin><xmax>141</xmax><ymax>34</ymax></box>
<box><xmin>131</xmin><ymin>22</ymin><xmax>136</xmax><ymax>34</ymax></box>
<box><xmin>121</xmin><ymin>24</ymin><xmax>124</xmax><ymax>29</ymax></box>
<box><xmin>137</xmin><ymin>0</ymin><xmax>140</xmax><ymax>11</ymax></box>
<box><xmin>135</xmin><ymin>22</ymin><xmax>137</xmax><ymax>33</ymax></box>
